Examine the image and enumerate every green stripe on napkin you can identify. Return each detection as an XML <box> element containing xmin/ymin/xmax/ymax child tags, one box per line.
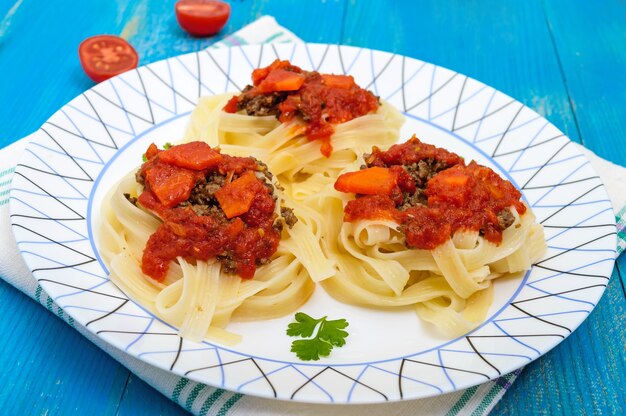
<box><xmin>0</xmin><ymin>167</ymin><xmax>15</xmax><ymax>206</ymax></box>
<box><xmin>617</xmin><ymin>206</ymin><xmax>626</xmax><ymax>255</ymax></box>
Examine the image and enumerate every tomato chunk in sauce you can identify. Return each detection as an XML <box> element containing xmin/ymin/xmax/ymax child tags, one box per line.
<box><xmin>223</xmin><ymin>59</ymin><xmax>379</xmax><ymax>157</ymax></box>
<box><xmin>134</xmin><ymin>142</ymin><xmax>283</xmax><ymax>281</ymax></box>
<box><xmin>336</xmin><ymin>136</ymin><xmax>526</xmax><ymax>249</ymax></box>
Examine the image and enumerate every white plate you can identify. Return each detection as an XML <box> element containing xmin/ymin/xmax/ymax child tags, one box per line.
<box><xmin>9</xmin><ymin>43</ymin><xmax>616</xmax><ymax>404</ymax></box>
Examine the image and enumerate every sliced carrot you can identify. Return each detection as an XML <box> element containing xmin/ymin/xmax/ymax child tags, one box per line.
<box><xmin>159</xmin><ymin>141</ymin><xmax>222</xmax><ymax>170</ymax></box>
<box><xmin>334</xmin><ymin>167</ymin><xmax>398</xmax><ymax>195</ymax></box>
<box><xmin>144</xmin><ymin>163</ymin><xmax>202</xmax><ymax>208</ymax></box>
<box><xmin>145</xmin><ymin>143</ymin><xmax>160</xmax><ymax>160</ymax></box>
<box><xmin>215</xmin><ymin>171</ymin><xmax>262</xmax><ymax>218</ymax></box>
<box><xmin>223</xmin><ymin>95</ymin><xmax>239</xmax><ymax>113</ymax></box>
<box><xmin>252</xmin><ymin>59</ymin><xmax>284</xmax><ymax>84</ymax></box>
<box><xmin>251</xmin><ymin>59</ymin><xmax>299</xmax><ymax>85</ymax></box>
<box><xmin>257</xmin><ymin>69</ymin><xmax>305</xmax><ymax>93</ymax></box>
<box><xmin>439</xmin><ymin>173</ymin><xmax>468</xmax><ymax>186</ymax></box>
<box><xmin>225</xmin><ymin>217</ymin><xmax>245</xmax><ymax>238</ymax></box>
<box><xmin>321</xmin><ymin>74</ymin><xmax>355</xmax><ymax>89</ymax></box>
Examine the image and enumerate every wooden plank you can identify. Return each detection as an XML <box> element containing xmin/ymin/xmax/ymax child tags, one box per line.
<box><xmin>0</xmin><ymin>0</ymin><xmax>24</xmax><ymax>38</ymax></box>
<box><xmin>341</xmin><ymin>0</ymin><xmax>580</xmax><ymax>143</ymax></box>
<box><xmin>0</xmin><ymin>0</ymin><xmax>119</xmax><ymax>148</ymax></box>
<box><xmin>541</xmin><ymin>0</ymin><xmax>626</xmax><ymax>163</ymax></box>
<box><xmin>112</xmin><ymin>0</ymin><xmax>346</xmax><ymax>64</ymax></box>
<box><xmin>0</xmin><ymin>281</ymin><xmax>128</xmax><ymax>415</ymax></box>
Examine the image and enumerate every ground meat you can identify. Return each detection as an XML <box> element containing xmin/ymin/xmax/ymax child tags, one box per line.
<box><xmin>256</xmin><ymin>257</ymin><xmax>272</xmax><ymax>266</ymax></box>
<box><xmin>254</xmin><ymin>171</ymin><xmax>275</xmax><ymax>195</ymax></box>
<box><xmin>218</xmin><ymin>253</ymin><xmax>271</xmax><ymax>272</ymax></box>
<box><xmin>402</xmin><ymin>159</ymin><xmax>451</xmax><ymax>189</ymax></box>
<box><xmin>178</xmin><ymin>173</ymin><xmax>227</xmax><ymax>221</ymax></box>
<box><xmin>250</xmin><ymin>159</ymin><xmax>278</xmax><ymax>196</ymax></box>
<box><xmin>123</xmin><ymin>193</ymin><xmax>137</xmax><ymax>206</ymax></box>
<box><xmin>187</xmin><ymin>176</ymin><xmax>222</xmax><ymax>205</ymax></box>
<box><xmin>135</xmin><ymin>168</ymin><xmax>145</xmax><ymax>186</ymax></box>
<box><xmin>272</xmin><ymin>206</ymin><xmax>298</xmax><ymax>232</ymax></box>
<box><xmin>362</xmin><ymin>157</ymin><xmax>453</xmax><ymax>211</ymax></box>
<box><xmin>398</xmin><ymin>189</ymin><xmax>427</xmax><ymax>211</ymax></box>
<box><xmin>191</xmin><ymin>204</ymin><xmax>228</xmax><ymax>222</ymax></box>
<box><xmin>217</xmin><ymin>253</ymin><xmax>237</xmax><ymax>274</ymax></box>
<box><xmin>497</xmin><ymin>208</ymin><xmax>515</xmax><ymax>230</ymax></box>
<box><xmin>280</xmin><ymin>206</ymin><xmax>298</xmax><ymax>228</ymax></box>
<box><xmin>237</xmin><ymin>86</ymin><xmax>287</xmax><ymax>117</ymax></box>
<box><xmin>254</xmin><ymin>159</ymin><xmax>273</xmax><ymax>179</ymax></box>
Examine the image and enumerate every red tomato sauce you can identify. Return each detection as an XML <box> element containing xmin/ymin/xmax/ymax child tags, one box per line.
<box><xmin>366</xmin><ymin>136</ymin><xmax>464</xmax><ymax>168</ymax></box>
<box><xmin>223</xmin><ymin>60</ymin><xmax>379</xmax><ymax>157</ymax></box>
<box><xmin>135</xmin><ymin>142</ymin><xmax>281</xmax><ymax>281</ymax></box>
<box><xmin>338</xmin><ymin>137</ymin><xmax>526</xmax><ymax>250</ymax></box>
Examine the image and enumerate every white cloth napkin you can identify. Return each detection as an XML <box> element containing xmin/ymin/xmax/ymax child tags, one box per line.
<box><xmin>1</xmin><ymin>16</ymin><xmax>625</xmax><ymax>416</ymax></box>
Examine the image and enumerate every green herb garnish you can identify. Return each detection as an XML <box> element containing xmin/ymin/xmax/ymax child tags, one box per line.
<box><xmin>287</xmin><ymin>312</ymin><xmax>349</xmax><ymax>361</ymax></box>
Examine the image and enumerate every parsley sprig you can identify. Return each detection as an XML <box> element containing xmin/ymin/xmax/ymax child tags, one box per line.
<box><xmin>287</xmin><ymin>312</ymin><xmax>349</xmax><ymax>361</ymax></box>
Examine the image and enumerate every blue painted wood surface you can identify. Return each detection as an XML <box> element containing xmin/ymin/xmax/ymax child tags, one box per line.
<box><xmin>0</xmin><ymin>0</ymin><xmax>624</xmax><ymax>414</ymax></box>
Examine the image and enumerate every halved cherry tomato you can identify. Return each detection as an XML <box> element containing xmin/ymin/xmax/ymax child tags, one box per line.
<box><xmin>78</xmin><ymin>35</ymin><xmax>139</xmax><ymax>83</ymax></box>
<box><xmin>175</xmin><ymin>0</ymin><xmax>231</xmax><ymax>37</ymax></box>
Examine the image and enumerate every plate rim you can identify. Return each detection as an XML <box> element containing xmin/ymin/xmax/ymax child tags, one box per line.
<box><xmin>9</xmin><ymin>42</ymin><xmax>617</xmax><ymax>404</ymax></box>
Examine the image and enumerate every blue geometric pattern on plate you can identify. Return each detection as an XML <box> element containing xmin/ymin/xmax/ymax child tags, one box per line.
<box><xmin>9</xmin><ymin>44</ymin><xmax>616</xmax><ymax>404</ymax></box>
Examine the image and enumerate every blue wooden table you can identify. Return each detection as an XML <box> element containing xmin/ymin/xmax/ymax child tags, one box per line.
<box><xmin>1</xmin><ymin>1</ymin><xmax>624</xmax><ymax>414</ymax></box>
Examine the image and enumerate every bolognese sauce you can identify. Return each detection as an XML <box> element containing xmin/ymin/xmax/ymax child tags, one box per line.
<box><xmin>334</xmin><ymin>136</ymin><xmax>526</xmax><ymax>249</ymax></box>
<box><xmin>223</xmin><ymin>59</ymin><xmax>379</xmax><ymax>157</ymax></box>
<box><xmin>133</xmin><ymin>141</ymin><xmax>296</xmax><ymax>281</ymax></box>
